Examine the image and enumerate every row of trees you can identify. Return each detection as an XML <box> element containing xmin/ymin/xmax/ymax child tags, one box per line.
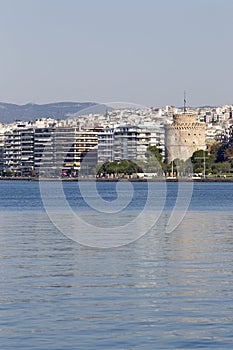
<box><xmin>97</xmin><ymin>159</ymin><xmax>143</xmax><ymax>176</ymax></box>
<box><xmin>97</xmin><ymin>143</ymin><xmax>233</xmax><ymax>177</ymax></box>
<box><xmin>190</xmin><ymin>141</ymin><xmax>233</xmax><ymax>176</ymax></box>
<box><xmin>97</xmin><ymin>146</ymin><xmax>163</xmax><ymax>177</ymax></box>
<box><xmin>3</xmin><ymin>142</ymin><xmax>233</xmax><ymax>178</ymax></box>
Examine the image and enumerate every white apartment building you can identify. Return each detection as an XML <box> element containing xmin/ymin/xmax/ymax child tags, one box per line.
<box><xmin>97</xmin><ymin>125</ymin><xmax>165</xmax><ymax>164</ymax></box>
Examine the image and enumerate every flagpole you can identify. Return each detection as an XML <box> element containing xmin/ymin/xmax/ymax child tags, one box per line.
<box><xmin>184</xmin><ymin>90</ymin><xmax>186</xmax><ymax>113</ymax></box>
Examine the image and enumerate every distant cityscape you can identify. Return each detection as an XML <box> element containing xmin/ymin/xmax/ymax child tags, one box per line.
<box><xmin>0</xmin><ymin>103</ymin><xmax>232</xmax><ymax>178</ymax></box>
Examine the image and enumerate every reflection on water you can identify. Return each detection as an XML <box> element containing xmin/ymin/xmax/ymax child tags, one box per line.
<box><xmin>0</xmin><ymin>182</ymin><xmax>233</xmax><ymax>349</ymax></box>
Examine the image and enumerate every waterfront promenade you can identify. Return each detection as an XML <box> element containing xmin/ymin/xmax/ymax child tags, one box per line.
<box><xmin>1</xmin><ymin>176</ymin><xmax>233</xmax><ymax>182</ymax></box>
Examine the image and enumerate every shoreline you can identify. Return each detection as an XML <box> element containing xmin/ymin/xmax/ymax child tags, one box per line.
<box><xmin>1</xmin><ymin>177</ymin><xmax>233</xmax><ymax>182</ymax></box>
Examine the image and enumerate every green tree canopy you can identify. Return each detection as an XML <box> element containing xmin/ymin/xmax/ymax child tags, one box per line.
<box><xmin>146</xmin><ymin>145</ymin><xmax>163</xmax><ymax>164</ymax></box>
<box><xmin>97</xmin><ymin>160</ymin><xmax>143</xmax><ymax>175</ymax></box>
<box><xmin>224</xmin><ymin>145</ymin><xmax>233</xmax><ymax>162</ymax></box>
<box><xmin>191</xmin><ymin>150</ymin><xmax>208</xmax><ymax>164</ymax></box>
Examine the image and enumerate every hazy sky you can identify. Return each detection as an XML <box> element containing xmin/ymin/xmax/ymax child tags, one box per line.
<box><xmin>0</xmin><ymin>0</ymin><xmax>232</xmax><ymax>107</ymax></box>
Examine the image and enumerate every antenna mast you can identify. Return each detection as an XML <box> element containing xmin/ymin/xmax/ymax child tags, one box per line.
<box><xmin>184</xmin><ymin>90</ymin><xmax>186</xmax><ymax>114</ymax></box>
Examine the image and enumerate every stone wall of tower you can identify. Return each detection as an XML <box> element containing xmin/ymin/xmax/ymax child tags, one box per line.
<box><xmin>165</xmin><ymin>113</ymin><xmax>206</xmax><ymax>164</ymax></box>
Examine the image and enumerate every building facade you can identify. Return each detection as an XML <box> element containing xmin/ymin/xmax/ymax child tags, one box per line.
<box><xmin>165</xmin><ymin>113</ymin><xmax>206</xmax><ymax>164</ymax></box>
<box><xmin>34</xmin><ymin>127</ymin><xmax>55</xmax><ymax>176</ymax></box>
<box><xmin>97</xmin><ymin>127</ymin><xmax>114</xmax><ymax>164</ymax></box>
<box><xmin>3</xmin><ymin>129</ymin><xmax>22</xmax><ymax>175</ymax></box>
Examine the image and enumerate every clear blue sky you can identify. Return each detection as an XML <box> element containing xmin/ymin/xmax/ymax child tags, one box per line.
<box><xmin>0</xmin><ymin>0</ymin><xmax>232</xmax><ymax>107</ymax></box>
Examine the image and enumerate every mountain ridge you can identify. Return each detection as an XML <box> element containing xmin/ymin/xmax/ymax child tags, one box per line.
<box><xmin>0</xmin><ymin>101</ymin><xmax>100</xmax><ymax>124</ymax></box>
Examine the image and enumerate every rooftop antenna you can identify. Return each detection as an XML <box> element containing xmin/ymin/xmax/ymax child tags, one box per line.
<box><xmin>184</xmin><ymin>90</ymin><xmax>186</xmax><ymax>114</ymax></box>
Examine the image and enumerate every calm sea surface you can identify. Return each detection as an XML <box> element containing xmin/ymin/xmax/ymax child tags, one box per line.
<box><xmin>1</xmin><ymin>180</ymin><xmax>233</xmax><ymax>349</ymax></box>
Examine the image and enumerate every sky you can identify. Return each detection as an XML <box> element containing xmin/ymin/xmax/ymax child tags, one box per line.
<box><xmin>0</xmin><ymin>0</ymin><xmax>232</xmax><ymax>107</ymax></box>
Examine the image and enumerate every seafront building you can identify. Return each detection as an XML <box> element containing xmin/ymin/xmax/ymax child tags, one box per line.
<box><xmin>0</xmin><ymin>124</ymin><xmax>6</xmax><ymax>172</ymax></box>
<box><xmin>4</xmin><ymin>128</ymin><xmax>23</xmax><ymax>176</ymax></box>
<box><xmin>34</xmin><ymin>127</ymin><xmax>55</xmax><ymax>174</ymax></box>
<box><xmin>112</xmin><ymin>125</ymin><xmax>164</xmax><ymax>162</ymax></box>
<box><xmin>97</xmin><ymin>127</ymin><xmax>114</xmax><ymax>164</ymax></box>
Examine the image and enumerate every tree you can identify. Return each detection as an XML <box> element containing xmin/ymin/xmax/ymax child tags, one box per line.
<box><xmin>146</xmin><ymin>145</ymin><xmax>163</xmax><ymax>164</ymax></box>
<box><xmin>172</xmin><ymin>158</ymin><xmax>193</xmax><ymax>176</ymax></box>
<box><xmin>97</xmin><ymin>160</ymin><xmax>142</xmax><ymax>176</ymax></box>
<box><xmin>29</xmin><ymin>168</ymin><xmax>35</xmax><ymax>177</ymax></box>
<box><xmin>215</xmin><ymin>161</ymin><xmax>231</xmax><ymax>174</ymax></box>
<box><xmin>191</xmin><ymin>150</ymin><xmax>208</xmax><ymax>164</ymax></box>
<box><xmin>5</xmin><ymin>168</ymin><xmax>13</xmax><ymax>177</ymax></box>
<box><xmin>224</xmin><ymin>145</ymin><xmax>233</xmax><ymax>163</ymax></box>
<box><xmin>210</xmin><ymin>142</ymin><xmax>222</xmax><ymax>162</ymax></box>
<box><xmin>143</xmin><ymin>145</ymin><xmax>164</xmax><ymax>175</ymax></box>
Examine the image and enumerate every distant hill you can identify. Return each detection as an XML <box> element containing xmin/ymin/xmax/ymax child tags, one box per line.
<box><xmin>0</xmin><ymin>101</ymin><xmax>105</xmax><ymax>124</ymax></box>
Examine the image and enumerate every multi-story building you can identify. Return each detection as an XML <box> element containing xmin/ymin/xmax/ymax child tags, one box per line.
<box><xmin>136</xmin><ymin>128</ymin><xmax>151</xmax><ymax>161</ymax></box>
<box><xmin>34</xmin><ymin>126</ymin><xmax>100</xmax><ymax>176</ymax></box>
<box><xmin>3</xmin><ymin>129</ymin><xmax>22</xmax><ymax>175</ymax></box>
<box><xmin>113</xmin><ymin>126</ymin><xmax>138</xmax><ymax>161</ymax></box>
<box><xmin>97</xmin><ymin>127</ymin><xmax>114</xmax><ymax>164</ymax></box>
<box><xmin>21</xmin><ymin>128</ymin><xmax>34</xmax><ymax>175</ymax></box>
<box><xmin>75</xmin><ymin>128</ymin><xmax>99</xmax><ymax>163</ymax></box>
<box><xmin>3</xmin><ymin>123</ymin><xmax>36</xmax><ymax>176</ymax></box>
<box><xmin>0</xmin><ymin>125</ymin><xmax>5</xmax><ymax>173</ymax></box>
<box><xmin>54</xmin><ymin>127</ymin><xmax>76</xmax><ymax>172</ymax></box>
<box><xmin>75</xmin><ymin>128</ymin><xmax>99</xmax><ymax>175</ymax></box>
<box><xmin>97</xmin><ymin>125</ymin><xmax>165</xmax><ymax>164</ymax></box>
<box><xmin>0</xmin><ymin>144</ymin><xmax>4</xmax><ymax>172</ymax></box>
<box><xmin>34</xmin><ymin>127</ymin><xmax>55</xmax><ymax>176</ymax></box>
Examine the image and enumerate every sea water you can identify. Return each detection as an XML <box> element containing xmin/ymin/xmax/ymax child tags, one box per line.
<box><xmin>0</xmin><ymin>180</ymin><xmax>233</xmax><ymax>349</ymax></box>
